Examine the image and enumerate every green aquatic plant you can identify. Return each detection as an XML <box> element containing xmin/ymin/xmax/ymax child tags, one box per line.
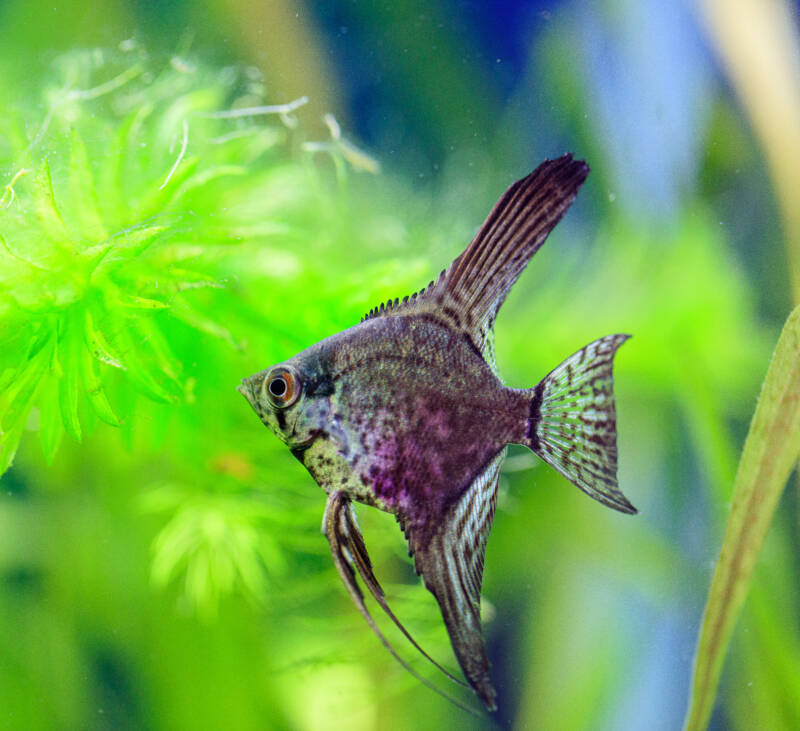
<box><xmin>0</xmin><ymin>47</ymin><xmax>422</xmax><ymax>620</ymax></box>
<box><xmin>0</xmin><ymin>48</ymin><xmax>408</xmax><ymax>468</ymax></box>
<box><xmin>0</xmin><ymin>47</ymin><xmax>297</xmax><ymax>472</ymax></box>
<box><xmin>684</xmin><ymin>304</ymin><xmax>800</xmax><ymax>731</ymax></box>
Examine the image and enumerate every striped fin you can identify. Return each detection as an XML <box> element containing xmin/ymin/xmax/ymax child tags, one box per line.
<box><xmin>528</xmin><ymin>334</ymin><xmax>636</xmax><ymax>514</ymax></box>
<box><xmin>442</xmin><ymin>155</ymin><xmax>588</xmax><ymax>353</ymax></box>
<box><xmin>322</xmin><ymin>491</ymin><xmax>479</xmax><ymax>714</ymax></box>
<box><xmin>359</xmin><ymin>155</ymin><xmax>589</xmax><ymax>365</ymax></box>
<box><xmin>403</xmin><ymin>450</ymin><xmax>506</xmax><ymax>711</ymax></box>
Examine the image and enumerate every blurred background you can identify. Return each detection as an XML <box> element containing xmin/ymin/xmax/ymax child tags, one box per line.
<box><xmin>1</xmin><ymin>0</ymin><xmax>799</xmax><ymax>729</ymax></box>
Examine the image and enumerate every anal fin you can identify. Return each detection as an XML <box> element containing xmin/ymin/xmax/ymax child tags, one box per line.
<box><xmin>403</xmin><ymin>450</ymin><xmax>506</xmax><ymax>711</ymax></box>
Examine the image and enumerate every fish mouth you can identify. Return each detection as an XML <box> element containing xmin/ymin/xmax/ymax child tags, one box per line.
<box><xmin>237</xmin><ymin>376</ymin><xmax>259</xmax><ymax>409</ymax></box>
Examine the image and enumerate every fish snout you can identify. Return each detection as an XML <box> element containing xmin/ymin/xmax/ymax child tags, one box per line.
<box><xmin>237</xmin><ymin>374</ymin><xmax>263</xmax><ymax>408</ymax></box>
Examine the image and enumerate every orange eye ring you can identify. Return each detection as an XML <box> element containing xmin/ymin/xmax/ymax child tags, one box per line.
<box><xmin>265</xmin><ymin>367</ymin><xmax>300</xmax><ymax>408</ymax></box>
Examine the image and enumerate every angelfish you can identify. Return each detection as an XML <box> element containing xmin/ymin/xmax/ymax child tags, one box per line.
<box><xmin>239</xmin><ymin>155</ymin><xmax>636</xmax><ymax>712</ymax></box>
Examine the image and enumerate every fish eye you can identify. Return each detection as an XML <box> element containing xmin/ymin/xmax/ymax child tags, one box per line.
<box><xmin>265</xmin><ymin>366</ymin><xmax>300</xmax><ymax>408</ymax></box>
<box><xmin>269</xmin><ymin>378</ymin><xmax>286</xmax><ymax>397</ymax></box>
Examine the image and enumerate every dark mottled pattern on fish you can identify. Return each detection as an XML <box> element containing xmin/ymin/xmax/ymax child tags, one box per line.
<box><xmin>238</xmin><ymin>154</ymin><xmax>636</xmax><ymax>714</ymax></box>
<box><xmin>315</xmin><ymin>316</ymin><xmax>526</xmax><ymax>538</ymax></box>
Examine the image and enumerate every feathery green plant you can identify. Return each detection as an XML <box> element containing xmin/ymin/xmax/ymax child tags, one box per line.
<box><xmin>1</xmin><ymin>47</ymin><xmax>284</xmax><ymax>471</ymax></box>
<box><xmin>0</xmin><ymin>46</ymin><xmax>423</xmax><ymax>620</ymax></box>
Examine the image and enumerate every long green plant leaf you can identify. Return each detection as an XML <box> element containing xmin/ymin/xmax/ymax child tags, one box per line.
<box><xmin>684</xmin><ymin>304</ymin><xmax>800</xmax><ymax>731</ymax></box>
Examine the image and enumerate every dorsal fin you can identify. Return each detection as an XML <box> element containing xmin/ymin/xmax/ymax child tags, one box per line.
<box><xmin>360</xmin><ymin>273</ymin><xmax>445</xmax><ymax>323</ymax></box>
<box><xmin>359</xmin><ymin>155</ymin><xmax>589</xmax><ymax>361</ymax></box>
<box><xmin>442</xmin><ymin>155</ymin><xmax>588</xmax><ymax>347</ymax></box>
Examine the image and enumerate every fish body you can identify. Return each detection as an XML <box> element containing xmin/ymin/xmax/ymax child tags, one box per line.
<box><xmin>239</xmin><ymin>155</ymin><xmax>635</xmax><ymax>712</ymax></box>
<box><xmin>247</xmin><ymin>314</ymin><xmax>522</xmax><ymax>527</ymax></box>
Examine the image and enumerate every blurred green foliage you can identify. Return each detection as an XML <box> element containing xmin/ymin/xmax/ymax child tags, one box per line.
<box><xmin>0</xmin><ymin>45</ymin><xmax>478</xmax><ymax>729</ymax></box>
<box><xmin>0</xmin><ymin>3</ymin><xmax>798</xmax><ymax>730</ymax></box>
<box><xmin>686</xmin><ymin>304</ymin><xmax>800</xmax><ymax>731</ymax></box>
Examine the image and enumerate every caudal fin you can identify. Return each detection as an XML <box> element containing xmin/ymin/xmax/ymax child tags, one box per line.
<box><xmin>526</xmin><ymin>334</ymin><xmax>636</xmax><ymax>514</ymax></box>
